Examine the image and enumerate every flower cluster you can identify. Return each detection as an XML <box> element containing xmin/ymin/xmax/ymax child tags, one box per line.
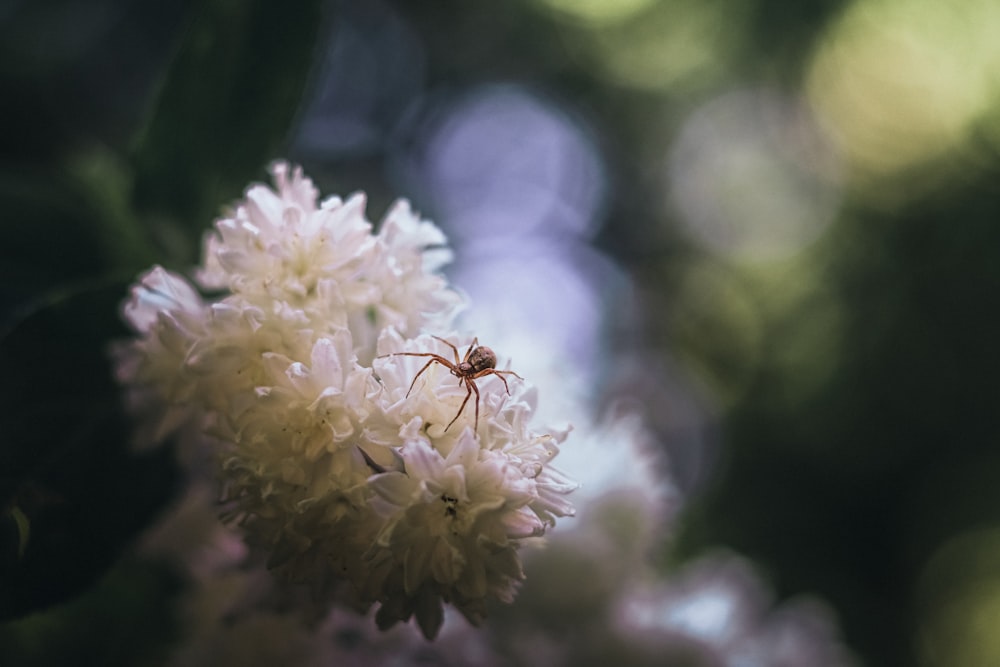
<box><xmin>115</xmin><ymin>162</ymin><xmax>575</xmax><ymax>638</ymax></box>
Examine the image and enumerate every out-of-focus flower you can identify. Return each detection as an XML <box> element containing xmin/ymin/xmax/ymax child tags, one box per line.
<box><xmin>112</xmin><ymin>266</ymin><xmax>211</xmax><ymax>446</ymax></box>
<box><xmin>614</xmin><ymin>553</ymin><xmax>858</xmax><ymax>667</ymax></box>
<box><xmin>137</xmin><ymin>481</ymin><xmax>248</xmax><ymax>581</ymax></box>
<box><xmin>483</xmin><ymin>490</ymin><xmax>856</xmax><ymax>667</ymax></box>
<box><xmin>115</xmin><ymin>162</ymin><xmax>575</xmax><ymax>639</ymax></box>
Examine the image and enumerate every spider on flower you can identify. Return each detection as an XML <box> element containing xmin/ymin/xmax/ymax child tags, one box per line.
<box><xmin>379</xmin><ymin>336</ymin><xmax>523</xmax><ymax>433</ymax></box>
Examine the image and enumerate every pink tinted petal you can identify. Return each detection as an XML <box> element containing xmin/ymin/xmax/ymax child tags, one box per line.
<box><xmin>271</xmin><ymin>161</ymin><xmax>319</xmax><ymax>211</ymax></box>
<box><xmin>502</xmin><ymin>507</ymin><xmax>545</xmax><ymax>539</ymax></box>
<box><xmin>123</xmin><ymin>267</ymin><xmax>202</xmax><ymax>331</ymax></box>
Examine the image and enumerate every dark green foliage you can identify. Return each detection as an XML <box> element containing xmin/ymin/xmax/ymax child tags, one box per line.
<box><xmin>130</xmin><ymin>0</ymin><xmax>324</xmax><ymax>257</ymax></box>
<box><xmin>0</xmin><ymin>283</ymin><xmax>180</xmax><ymax>620</ymax></box>
<box><xmin>673</xmin><ymin>172</ymin><xmax>1000</xmax><ymax>666</ymax></box>
<box><xmin>0</xmin><ymin>0</ymin><xmax>323</xmax><ymax>648</ymax></box>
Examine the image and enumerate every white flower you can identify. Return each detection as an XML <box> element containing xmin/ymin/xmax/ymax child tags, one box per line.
<box><xmin>116</xmin><ymin>161</ymin><xmax>467</xmax><ymax>455</ymax></box>
<box><xmin>370</xmin><ymin>330</ymin><xmax>576</xmax><ymax>522</ymax></box>
<box><xmin>219</xmin><ymin>336</ymin><xmax>369</xmax><ymax>488</ymax></box>
<box><xmin>113</xmin><ymin>266</ymin><xmax>211</xmax><ymax>446</ymax></box>
<box><xmin>197</xmin><ymin>163</ymin><xmax>375</xmax><ymax>305</ymax></box>
<box><xmin>209</xmin><ymin>328</ymin><xmax>387</xmax><ymax>583</ymax></box>
<box><xmin>115</xmin><ymin>161</ymin><xmax>574</xmax><ymax>640</ymax></box>
<box><xmin>354</xmin><ymin>329</ymin><xmax>575</xmax><ymax>637</ymax></box>
<box><xmin>137</xmin><ymin>481</ymin><xmax>248</xmax><ymax>581</ymax></box>
<box><xmin>364</xmin><ymin>435</ymin><xmax>542</xmax><ymax>638</ymax></box>
<box><xmin>353</xmin><ymin>200</ymin><xmax>463</xmax><ymax>359</ymax></box>
<box><xmin>195</xmin><ymin>161</ymin><xmax>462</xmax><ymax>359</ymax></box>
<box><xmin>614</xmin><ymin>553</ymin><xmax>858</xmax><ymax>667</ymax></box>
<box><xmin>369</xmin><ymin>329</ymin><xmax>534</xmax><ymax>443</ymax></box>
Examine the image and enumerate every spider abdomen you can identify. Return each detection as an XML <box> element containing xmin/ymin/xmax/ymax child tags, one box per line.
<box><xmin>467</xmin><ymin>346</ymin><xmax>497</xmax><ymax>374</ymax></box>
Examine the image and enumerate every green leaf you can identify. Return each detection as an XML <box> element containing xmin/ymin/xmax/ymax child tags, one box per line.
<box><xmin>0</xmin><ymin>153</ymin><xmax>158</xmax><ymax>327</ymax></box>
<box><xmin>65</xmin><ymin>149</ymin><xmax>159</xmax><ymax>274</ymax></box>
<box><xmin>0</xmin><ymin>559</ymin><xmax>181</xmax><ymax>667</ymax></box>
<box><xmin>9</xmin><ymin>507</ymin><xmax>30</xmax><ymax>559</ymax></box>
<box><xmin>0</xmin><ymin>282</ymin><xmax>179</xmax><ymax>621</ymax></box>
<box><xmin>0</xmin><ymin>168</ymin><xmax>113</xmax><ymax>316</ymax></box>
<box><xmin>130</xmin><ymin>0</ymin><xmax>324</xmax><ymax>260</ymax></box>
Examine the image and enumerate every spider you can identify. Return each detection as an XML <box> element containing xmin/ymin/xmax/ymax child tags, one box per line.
<box><xmin>379</xmin><ymin>336</ymin><xmax>523</xmax><ymax>433</ymax></box>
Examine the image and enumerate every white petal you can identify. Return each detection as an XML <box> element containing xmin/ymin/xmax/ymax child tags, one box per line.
<box><xmin>123</xmin><ymin>266</ymin><xmax>203</xmax><ymax>332</ymax></box>
<box><xmin>369</xmin><ymin>471</ymin><xmax>416</xmax><ymax>507</ymax></box>
<box><xmin>402</xmin><ymin>440</ymin><xmax>445</xmax><ymax>481</ymax></box>
<box><xmin>445</xmin><ymin>429</ymin><xmax>480</xmax><ymax>470</ymax></box>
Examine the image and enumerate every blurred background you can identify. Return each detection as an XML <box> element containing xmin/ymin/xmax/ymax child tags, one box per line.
<box><xmin>3</xmin><ymin>0</ymin><xmax>1000</xmax><ymax>664</ymax></box>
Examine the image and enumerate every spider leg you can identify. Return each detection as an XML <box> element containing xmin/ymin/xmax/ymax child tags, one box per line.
<box><xmin>445</xmin><ymin>380</ymin><xmax>475</xmax><ymax>432</ymax></box>
<box><xmin>470</xmin><ymin>378</ymin><xmax>481</xmax><ymax>432</ymax></box>
<box><xmin>494</xmin><ymin>370</ymin><xmax>511</xmax><ymax>396</ymax></box>
<box><xmin>377</xmin><ymin>351</ymin><xmax>451</xmax><ymax>362</ymax></box>
<box><xmin>406</xmin><ymin>357</ymin><xmax>441</xmax><ymax>397</ymax></box>
<box><xmin>384</xmin><ymin>352</ymin><xmax>452</xmax><ymax>397</ymax></box>
<box><xmin>461</xmin><ymin>337</ymin><xmax>480</xmax><ymax>364</ymax></box>
<box><xmin>430</xmin><ymin>335</ymin><xmax>461</xmax><ymax>365</ymax></box>
<box><xmin>472</xmin><ymin>368</ymin><xmax>521</xmax><ymax>395</ymax></box>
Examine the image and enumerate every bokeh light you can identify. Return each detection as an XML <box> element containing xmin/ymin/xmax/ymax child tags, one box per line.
<box><xmin>396</xmin><ymin>84</ymin><xmax>612</xmax><ymax>393</ymax></box>
<box><xmin>667</xmin><ymin>88</ymin><xmax>842</xmax><ymax>262</ymax></box>
<box><xmin>616</xmin><ymin>554</ymin><xmax>857</xmax><ymax>666</ymax></box>
<box><xmin>918</xmin><ymin>527</ymin><xmax>1000</xmax><ymax>666</ymax></box>
<box><xmin>449</xmin><ymin>244</ymin><xmax>621</xmax><ymax>395</ymax></box>
<box><xmin>808</xmin><ymin>0</ymin><xmax>1000</xmax><ymax>190</ymax></box>
<box><xmin>405</xmin><ymin>84</ymin><xmax>606</xmax><ymax>244</ymax></box>
<box><xmin>581</xmin><ymin>0</ymin><xmax>748</xmax><ymax>92</ymax></box>
<box><xmin>622</xmin><ymin>558</ymin><xmax>763</xmax><ymax>647</ymax></box>
<box><xmin>534</xmin><ymin>0</ymin><xmax>657</xmax><ymax>26</ymax></box>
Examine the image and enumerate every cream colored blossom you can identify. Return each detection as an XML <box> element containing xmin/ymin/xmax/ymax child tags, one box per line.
<box><xmin>343</xmin><ymin>330</ymin><xmax>575</xmax><ymax>636</ymax></box>
<box><xmin>116</xmin><ymin>162</ymin><xmax>574</xmax><ymax>639</ymax></box>
<box><xmin>113</xmin><ymin>265</ymin><xmax>211</xmax><ymax>446</ymax></box>
<box><xmin>197</xmin><ymin>163</ymin><xmax>375</xmax><ymax>305</ymax></box>
<box><xmin>354</xmin><ymin>200</ymin><xmax>461</xmax><ymax>360</ymax></box>
<box><xmin>196</xmin><ymin>162</ymin><xmax>462</xmax><ymax>359</ymax></box>
<box><xmin>364</xmin><ymin>436</ymin><xmax>540</xmax><ymax>637</ymax></box>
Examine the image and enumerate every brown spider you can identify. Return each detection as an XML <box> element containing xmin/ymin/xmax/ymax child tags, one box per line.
<box><xmin>379</xmin><ymin>336</ymin><xmax>523</xmax><ymax>433</ymax></box>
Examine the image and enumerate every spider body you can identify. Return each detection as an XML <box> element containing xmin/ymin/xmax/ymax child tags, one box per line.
<box><xmin>459</xmin><ymin>345</ymin><xmax>496</xmax><ymax>376</ymax></box>
<box><xmin>380</xmin><ymin>336</ymin><xmax>522</xmax><ymax>433</ymax></box>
